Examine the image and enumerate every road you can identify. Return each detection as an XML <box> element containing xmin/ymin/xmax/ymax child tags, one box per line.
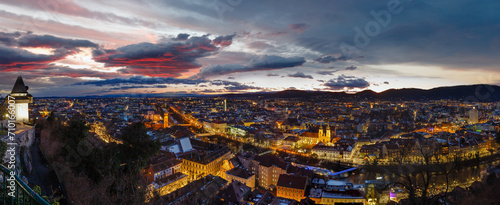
<box><xmin>28</xmin><ymin>137</ymin><xmax>68</xmax><ymax>205</ymax></box>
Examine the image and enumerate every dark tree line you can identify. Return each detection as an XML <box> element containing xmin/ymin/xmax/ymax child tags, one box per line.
<box><xmin>45</xmin><ymin>115</ymin><xmax>160</xmax><ymax>205</ymax></box>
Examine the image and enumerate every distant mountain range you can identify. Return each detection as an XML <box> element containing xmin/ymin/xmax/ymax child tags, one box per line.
<box><xmin>222</xmin><ymin>84</ymin><xmax>500</xmax><ymax>102</ymax></box>
<box><xmin>36</xmin><ymin>84</ymin><xmax>500</xmax><ymax>101</ymax></box>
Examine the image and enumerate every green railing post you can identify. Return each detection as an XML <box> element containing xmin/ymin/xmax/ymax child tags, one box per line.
<box><xmin>3</xmin><ymin>173</ymin><xmax>6</xmax><ymax>205</ymax></box>
<box><xmin>23</xmin><ymin>189</ymin><xmax>26</xmax><ymax>204</ymax></box>
<box><xmin>0</xmin><ymin>164</ymin><xmax>51</xmax><ymax>205</ymax></box>
<box><xmin>16</xmin><ymin>183</ymin><xmax>19</xmax><ymax>204</ymax></box>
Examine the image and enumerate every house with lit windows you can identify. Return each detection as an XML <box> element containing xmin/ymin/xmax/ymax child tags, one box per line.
<box><xmin>276</xmin><ymin>174</ymin><xmax>308</xmax><ymax>202</ymax></box>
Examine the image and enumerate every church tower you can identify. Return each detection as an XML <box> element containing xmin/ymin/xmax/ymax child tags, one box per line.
<box><xmin>318</xmin><ymin>123</ymin><xmax>330</xmax><ymax>144</ymax></box>
<box><xmin>326</xmin><ymin>123</ymin><xmax>331</xmax><ymax>142</ymax></box>
<box><xmin>318</xmin><ymin>123</ymin><xmax>323</xmax><ymax>140</ymax></box>
<box><xmin>8</xmin><ymin>76</ymin><xmax>33</xmax><ymax>123</ymax></box>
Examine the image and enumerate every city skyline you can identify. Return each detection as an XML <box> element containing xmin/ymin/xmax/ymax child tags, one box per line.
<box><xmin>1</xmin><ymin>0</ymin><xmax>500</xmax><ymax>97</ymax></box>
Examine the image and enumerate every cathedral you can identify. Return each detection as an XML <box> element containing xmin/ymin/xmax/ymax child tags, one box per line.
<box><xmin>318</xmin><ymin>123</ymin><xmax>332</xmax><ymax>144</ymax></box>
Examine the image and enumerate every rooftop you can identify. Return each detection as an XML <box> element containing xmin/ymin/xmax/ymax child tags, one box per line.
<box><xmin>226</xmin><ymin>167</ymin><xmax>253</xmax><ymax>179</ymax></box>
<box><xmin>11</xmin><ymin>76</ymin><xmax>28</xmax><ymax>93</ymax></box>
<box><xmin>277</xmin><ymin>174</ymin><xmax>308</xmax><ymax>190</ymax></box>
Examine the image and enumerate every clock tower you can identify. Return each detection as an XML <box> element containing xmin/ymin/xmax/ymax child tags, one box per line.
<box><xmin>8</xmin><ymin>76</ymin><xmax>33</xmax><ymax>123</ymax></box>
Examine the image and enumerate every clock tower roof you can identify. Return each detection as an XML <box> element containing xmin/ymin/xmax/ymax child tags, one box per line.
<box><xmin>11</xmin><ymin>76</ymin><xmax>29</xmax><ymax>94</ymax></box>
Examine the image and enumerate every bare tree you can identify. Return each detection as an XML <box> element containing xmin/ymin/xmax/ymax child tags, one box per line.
<box><xmin>363</xmin><ymin>140</ymin><xmax>463</xmax><ymax>205</ymax></box>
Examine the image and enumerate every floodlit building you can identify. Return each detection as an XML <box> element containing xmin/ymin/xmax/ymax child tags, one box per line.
<box><xmin>299</xmin><ymin>124</ymin><xmax>334</xmax><ymax>145</ymax></box>
<box><xmin>469</xmin><ymin>108</ymin><xmax>479</xmax><ymax>124</ymax></box>
<box><xmin>225</xmin><ymin>167</ymin><xmax>256</xmax><ymax>190</ymax></box>
<box><xmin>143</xmin><ymin>154</ymin><xmax>182</xmax><ymax>183</ymax></box>
<box><xmin>181</xmin><ymin>140</ymin><xmax>232</xmax><ymax>181</ymax></box>
<box><xmin>256</xmin><ymin>154</ymin><xmax>288</xmax><ymax>189</ymax></box>
<box><xmin>7</xmin><ymin>76</ymin><xmax>33</xmax><ymax>123</ymax></box>
<box><xmin>276</xmin><ymin>174</ymin><xmax>308</xmax><ymax>202</ymax></box>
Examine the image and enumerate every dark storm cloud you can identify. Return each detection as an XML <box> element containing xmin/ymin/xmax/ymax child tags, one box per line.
<box><xmin>93</xmin><ymin>34</ymin><xmax>235</xmax><ymax>77</ymax></box>
<box><xmin>359</xmin><ymin>1</ymin><xmax>499</xmax><ymax>70</ymax></box>
<box><xmin>314</xmin><ymin>55</ymin><xmax>351</xmax><ymax>64</ymax></box>
<box><xmin>172</xmin><ymin>33</ymin><xmax>190</xmax><ymax>41</ymax></box>
<box><xmin>251</xmin><ymin>55</ymin><xmax>305</xmax><ymax>69</ymax></box>
<box><xmin>323</xmin><ymin>75</ymin><xmax>370</xmax><ymax>90</ymax></box>
<box><xmin>210</xmin><ymin>80</ymin><xmax>239</xmax><ymax>86</ymax></box>
<box><xmin>344</xmin><ymin>65</ymin><xmax>357</xmax><ymax>70</ymax></box>
<box><xmin>0</xmin><ymin>46</ymin><xmax>66</xmax><ymax>71</ymax></box>
<box><xmin>75</xmin><ymin>76</ymin><xmax>260</xmax><ymax>93</ymax></box>
<box><xmin>0</xmin><ymin>46</ymin><xmax>55</xmax><ymax>65</ymax></box>
<box><xmin>287</xmin><ymin>72</ymin><xmax>313</xmax><ymax>79</ymax></box>
<box><xmin>17</xmin><ymin>34</ymin><xmax>98</xmax><ymax>49</ymax></box>
<box><xmin>0</xmin><ymin>31</ymin><xmax>98</xmax><ymax>49</ymax></box>
<box><xmin>0</xmin><ymin>31</ymin><xmax>22</xmax><ymax>46</ymax></box>
<box><xmin>213</xmin><ymin>34</ymin><xmax>236</xmax><ymax>46</ymax></box>
<box><xmin>224</xmin><ymin>83</ymin><xmax>261</xmax><ymax>91</ymax></box>
<box><xmin>195</xmin><ymin>55</ymin><xmax>306</xmax><ymax>78</ymax></box>
<box><xmin>206</xmin><ymin>80</ymin><xmax>261</xmax><ymax>91</ymax></box>
<box><xmin>315</xmin><ymin>65</ymin><xmax>356</xmax><ymax>76</ymax></box>
<box><xmin>238</xmin><ymin>0</ymin><xmax>496</xmax><ymax>72</ymax></box>
<box><xmin>0</xmin><ymin>32</ymin><xmax>101</xmax><ymax>71</ymax></box>
<box><xmin>74</xmin><ymin>76</ymin><xmax>207</xmax><ymax>86</ymax></box>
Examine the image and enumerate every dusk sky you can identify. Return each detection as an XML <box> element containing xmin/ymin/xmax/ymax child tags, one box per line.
<box><xmin>0</xmin><ymin>0</ymin><xmax>499</xmax><ymax>97</ymax></box>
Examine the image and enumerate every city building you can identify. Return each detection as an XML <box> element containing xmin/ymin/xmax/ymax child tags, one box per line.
<box><xmin>255</xmin><ymin>154</ymin><xmax>288</xmax><ymax>189</ymax></box>
<box><xmin>151</xmin><ymin>172</ymin><xmax>189</xmax><ymax>197</ymax></box>
<box><xmin>143</xmin><ymin>154</ymin><xmax>182</xmax><ymax>183</ymax></box>
<box><xmin>469</xmin><ymin>108</ymin><xmax>479</xmax><ymax>124</ymax></box>
<box><xmin>276</xmin><ymin>174</ymin><xmax>308</xmax><ymax>202</ymax></box>
<box><xmin>181</xmin><ymin>140</ymin><xmax>232</xmax><ymax>181</ymax></box>
<box><xmin>216</xmin><ymin>181</ymin><xmax>251</xmax><ymax>204</ymax></box>
<box><xmin>312</xmin><ymin>144</ymin><xmax>342</xmax><ymax>159</ymax></box>
<box><xmin>225</xmin><ymin>167</ymin><xmax>256</xmax><ymax>190</ymax></box>
<box><xmin>320</xmin><ymin>190</ymin><xmax>366</xmax><ymax>205</ymax></box>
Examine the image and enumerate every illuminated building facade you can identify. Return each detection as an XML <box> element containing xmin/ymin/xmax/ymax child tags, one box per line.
<box><xmin>8</xmin><ymin>76</ymin><xmax>33</xmax><ymax>123</ymax></box>
<box><xmin>276</xmin><ymin>174</ymin><xmax>308</xmax><ymax>202</ymax></box>
<box><xmin>225</xmin><ymin>167</ymin><xmax>256</xmax><ymax>190</ymax></box>
<box><xmin>256</xmin><ymin>154</ymin><xmax>288</xmax><ymax>189</ymax></box>
<box><xmin>181</xmin><ymin>140</ymin><xmax>232</xmax><ymax>181</ymax></box>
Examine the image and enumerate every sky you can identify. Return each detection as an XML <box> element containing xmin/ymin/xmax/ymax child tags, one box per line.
<box><xmin>0</xmin><ymin>0</ymin><xmax>499</xmax><ymax>97</ymax></box>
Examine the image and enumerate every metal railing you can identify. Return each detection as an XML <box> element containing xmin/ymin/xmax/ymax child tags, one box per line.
<box><xmin>0</xmin><ymin>164</ymin><xmax>50</xmax><ymax>205</ymax></box>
